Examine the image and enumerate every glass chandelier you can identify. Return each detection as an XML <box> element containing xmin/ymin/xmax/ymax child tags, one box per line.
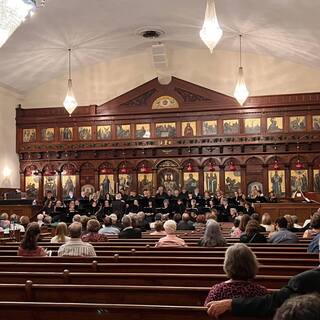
<box><xmin>200</xmin><ymin>0</ymin><xmax>223</xmax><ymax>53</ymax></box>
<box><xmin>0</xmin><ymin>0</ymin><xmax>38</xmax><ymax>48</ymax></box>
<box><xmin>63</xmin><ymin>48</ymin><xmax>78</xmax><ymax>116</ymax></box>
<box><xmin>234</xmin><ymin>34</ymin><xmax>249</xmax><ymax>106</ymax></box>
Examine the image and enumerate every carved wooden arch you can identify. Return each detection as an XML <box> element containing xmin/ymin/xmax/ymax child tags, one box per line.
<box><xmin>60</xmin><ymin>162</ymin><xmax>78</xmax><ymax>174</ymax></box>
<box><xmin>79</xmin><ymin>161</ymin><xmax>95</xmax><ymax>171</ymax></box>
<box><xmin>181</xmin><ymin>158</ymin><xmax>200</xmax><ymax>170</ymax></box>
<box><xmin>245</xmin><ymin>156</ymin><xmax>264</xmax><ymax>165</ymax></box>
<box><xmin>202</xmin><ymin>157</ymin><xmax>221</xmax><ymax>168</ymax></box>
<box><xmin>155</xmin><ymin>159</ymin><xmax>180</xmax><ymax>169</ymax></box>
<box><xmin>42</xmin><ymin>163</ymin><xmax>58</xmax><ymax>175</ymax></box>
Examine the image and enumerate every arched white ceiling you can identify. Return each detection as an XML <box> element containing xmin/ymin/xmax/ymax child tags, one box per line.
<box><xmin>0</xmin><ymin>0</ymin><xmax>319</xmax><ymax>93</ymax></box>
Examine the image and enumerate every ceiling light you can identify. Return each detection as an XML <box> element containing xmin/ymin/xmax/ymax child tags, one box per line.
<box><xmin>200</xmin><ymin>0</ymin><xmax>223</xmax><ymax>53</ymax></box>
<box><xmin>63</xmin><ymin>48</ymin><xmax>78</xmax><ymax>116</ymax></box>
<box><xmin>0</xmin><ymin>0</ymin><xmax>40</xmax><ymax>48</ymax></box>
<box><xmin>234</xmin><ymin>34</ymin><xmax>249</xmax><ymax>105</ymax></box>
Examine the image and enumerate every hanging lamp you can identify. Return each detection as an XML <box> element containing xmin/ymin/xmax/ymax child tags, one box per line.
<box><xmin>234</xmin><ymin>34</ymin><xmax>249</xmax><ymax>106</ymax></box>
<box><xmin>200</xmin><ymin>0</ymin><xmax>223</xmax><ymax>53</ymax></box>
<box><xmin>63</xmin><ymin>48</ymin><xmax>78</xmax><ymax>116</ymax></box>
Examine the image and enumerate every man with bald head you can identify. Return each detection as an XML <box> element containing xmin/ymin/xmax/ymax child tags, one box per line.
<box><xmin>58</xmin><ymin>222</ymin><xmax>96</xmax><ymax>256</ymax></box>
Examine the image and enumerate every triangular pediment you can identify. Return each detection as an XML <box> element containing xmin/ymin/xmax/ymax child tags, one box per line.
<box><xmin>97</xmin><ymin>77</ymin><xmax>239</xmax><ymax>115</ymax></box>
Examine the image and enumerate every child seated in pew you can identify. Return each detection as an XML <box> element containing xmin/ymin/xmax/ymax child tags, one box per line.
<box><xmin>18</xmin><ymin>222</ymin><xmax>48</xmax><ymax>257</ymax></box>
<box><xmin>204</xmin><ymin>243</ymin><xmax>267</xmax><ymax>304</ymax></box>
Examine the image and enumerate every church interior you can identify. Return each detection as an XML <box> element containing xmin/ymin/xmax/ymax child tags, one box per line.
<box><xmin>0</xmin><ymin>0</ymin><xmax>319</xmax><ymax>319</ymax></box>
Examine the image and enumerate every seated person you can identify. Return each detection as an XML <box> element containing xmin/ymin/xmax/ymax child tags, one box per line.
<box><xmin>18</xmin><ymin>222</ymin><xmax>47</xmax><ymax>256</ymax></box>
<box><xmin>9</xmin><ymin>214</ymin><xmax>25</xmax><ymax>232</ymax></box>
<box><xmin>177</xmin><ymin>213</ymin><xmax>195</xmax><ymax>230</ymax></box>
<box><xmin>136</xmin><ymin>212</ymin><xmax>151</xmax><ymax>232</ymax></box>
<box><xmin>273</xmin><ymin>294</ymin><xmax>320</xmax><ymax>320</ymax></box>
<box><xmin>206</xmin><ymin>264</ymin><xmax>320</xmax><ymax>318</ymax></box>
<box><xmin>230</xmin><ymin>214</ymin><xmax>250</xmax><ymax>238</ymax></box>
<box><xmin>198</xmin><ymin>220</ymin><xmax>227</xmax><ymax>247</ymax></box>
<box><xmin>58</xmin><ymin>222</ymin><xmax>96</xmax><ymax>257</ymax></box>
<box><xmin>51</xmin><ymin>222</ymin><xmax>70</xmax><ymax>243</ymax></box>
<box><xmin>155</xmin><ymin>220</ymin><xmax>187</xmax><ymax>248</ymax></box>
<box><xmin>303</xmin><ymin>212</ymin><xmax>320</xmax><ymax>238</ymax></box>
<box><xmin>119</xmin><ymin>215</ymin><xmax>142</xmax><ymax>239</ymax></box>
<box><xmin>261</xmin><ymin>213</ymin><xmax>275</xmax><ymax>232</ymax></box>
<box><xmin>98</xmin><ymin>216</ymin><xmax>120</xmax><ymax>235</ymax></box>
<box><xmin>150</xmin><ymin>221</ymin><xmax>166</xmax><ymax>236</ymax></box>
<box><xmin>268</xmin><ymin>217</ymin><xmax>299</xmax><ymax>244</ymax></box>
<box><xmin>284</xmin><ymin>214</ymin><xmax>300</xmax><ymax>232</ymax></box>
<box><xmin>81</xmin><ymin>219</ymin><xmax>108</xmax><ymax>242</ymax></box>
<box><xmin>193</xmin><ymin>214</ymin><xmax>206</xmax><ymax>230</ymax></box>
<box><xmin>250</xmin><ymin>213</ymin><xmax>266</xmax><ymax>233</ymax></box>
<box><xmin>204</xmin><ymin>243</ymin><xmax>267</xmax><ymax>305</ymax></box>
<box><xmin>240</xmin><ymin>220</ymin><xmax>267</xmax><ymax>243</ymax></box>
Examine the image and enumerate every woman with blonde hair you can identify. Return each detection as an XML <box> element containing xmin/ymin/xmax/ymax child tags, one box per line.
<box><xmin>50</xmin><ymin>222</ymin><xmax>70</xmax><ymax>243</ymax></box>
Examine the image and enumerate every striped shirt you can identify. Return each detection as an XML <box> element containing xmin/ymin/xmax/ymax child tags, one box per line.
<box><xmin>58</xmin><ymin>238</ymin><xmax>96</xmax><ymax>257</ymax></box>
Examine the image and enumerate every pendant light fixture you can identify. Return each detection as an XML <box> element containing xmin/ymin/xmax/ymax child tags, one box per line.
<box><xmin>63</xmin><ymin>48</ymin><xmax>78</xmax><ymax>116</ymax></box>
<box><xmin>234</xmin><ymin>34</ymin><xmax>249</xmax><ymax>106</ymax></box>
<box><xmin>228</xmin><ymin>161</ymin><xmax>236</xmax><ymax>172</ymax></box>
<box><xmin>200</xmin><ymin>0</ymin><xmax>223</xmax><ymax>53</ymax></box>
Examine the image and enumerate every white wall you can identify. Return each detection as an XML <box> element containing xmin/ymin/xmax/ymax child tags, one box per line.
<box><xmin>0</xmin><ymin>87</ymin><xmax>22</xmax><ymax>188</ymax></box>
<box><xmin>23</xmin><ymin>48</ymin><xmax>320</xmax><ymax>108</ymax></box>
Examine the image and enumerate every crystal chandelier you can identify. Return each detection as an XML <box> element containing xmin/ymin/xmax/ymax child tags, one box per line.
<box><xmin>63</xmin><ymin>48</ymin><xmax>78</xmax><ymax>116</ymax></box>
<box><xmin>0</xmin><ymin>0</ymin><xmax>41</xmax><ymax>48</ymax></box>
<box><xmin>234</xmin><ymin>34</ymin><xmax>249</xmax><ymax>105</ymax></box>
<box><xmin>200</xmin><ymin>0</ymin><xmax>223</xmax><ymax>53</ymax></box>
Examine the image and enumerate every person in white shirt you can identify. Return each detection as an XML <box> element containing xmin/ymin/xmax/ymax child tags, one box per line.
<box><xmin>58</xmin><ymin>222</ymin><xmax>96</xmax><ymax>257</ymax></box>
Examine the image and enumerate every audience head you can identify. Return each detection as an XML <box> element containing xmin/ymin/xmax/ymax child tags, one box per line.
<box><xmin>43</xmin><ymin>216</ymin><xmax>52</xmax><ymax>225</ymax></box>
<box><xmin>20</xmin><ymin>216</ymin><xmax>30</xmax><ymax>228</ymax></box>
<box><xmin>291</xmin><ymin>215</ymin><xmax>298</xmax><ymax>224</ymax></box>
<box><xmin>233</xmin><ymin>218</ymin><xmax>240</xmax><ymax>228</ymax></box>
<box><xmin>72</xmin><ymin>214</ymin><xmax>81</xmax><ymax>223</ymax></box>
<box><xmin>173</xmin><ymin>213</ymin><xmax>182</xmax><ymax>223</ymax></box>
<box><xmin>163</xmin><ymin>220</ymin><xmax>177</xmax><ymax>235</ymax></box>
<box><xmin>223</xmin><ymin>243</ymin><xmax>259</xmax><ymax>281</ymax></box>
<box><xmin>21</xmin><ymin>222</ymin><xmax>41</xmax><ymax>250</ymax></box>
<box><xmin>182</xmin><ymin>213</ymin><xmax>190</xmax><ymax>222</ymax></box>
<box><xmin>261</xmin><ymin>213</ymin><xmax>272</xmax><ymax>226</ymax></box>
<box><xmin>9</xmin><ymin>214</ymin><xmax>19</xmax><ymax>223</ymax></box>
<box><xmin>103</xmin><ymin>216</ymin><xmax>112</xmax><ymax>227</ymax></box>
<box><xmin>196</xmin><ymin>214</ymin><xmax>206</xmax><ymax>224</ymax></box>
<box><xmin>0</xmin><ymin>213</ymin><xmax>8</xmax><ymax>220</ymax></box>
<box><xmin>37</xmin><ymin>213</ymin><xmax>44</xmax><ymax>221</ymax></box>
<box><xmin>239</xmin><ymin>214</ymin><xmax>251</xmax><ymax>231</ymax></box>
<box><xmin>154</xmin><ymin>221</ymin><xmax>164</xmax><ymax>232</ymax></box>
<box><xmin>55</xmin><ymin>222</ymin><xmax>68</xmax><ymax>242</ymax></box>
<box><xmin>284</xmin><ymin>215</ymin><xmax>294</xmax><ymax>229</ymax></box>
<box><xmin>68</xmin><ymin>222</ymin><xmax>82</xmax><ymax>238</ymax></box>
<box><xmin>137</xmin><ymin>212</ymin><xmax>145</xmax><ymax>222</ymax></box>
<box><xmin>122</xmin><ymin>215</ymin><xmax>132</xmax><ymax>229</ymax></box>
<box><xmin>86</xmin><ymin>219</ymin><xmax>101</xmax><ymax>233</ymax></box>
<box><xmin>109</xmin><ymin>214</ymin><xmax>118</xmax><ymax>225</ymax></box>
<box><xmin>203</xmin><ymin>220</ymin><xmax>226</xmax><ymax>247</ymax></box>
<box><xmin>154</xmin><ymin>213</ymin><xmax>162</xmax><ymax>221</ymax></box>
<box><xmin>245</xmin><ymin>220</ymin><xmax>260</xmax><ymax>237</ymax></box>
<box><xmin>276</xmin><ymin>217</ymin><xmax>288</xmax><ymax>229</ymax></box>
<box><xmin>251</xmin><ymin>213</ymin><xmax>261</xmax><ymax>223</ymax></box>
<box><xmin>273</xmin><ymin>294</ymin><xmax>320</xmax><ymax>320</ymax></box>
<box><xmin>80</xmin><ymin>215</ymin><xmax>90</xmax><ymax>230</ymax></box>
<box><xmin>310</xmin><ymin>212</ymin><xmax>320</xmax><ymax>229</ymax></box>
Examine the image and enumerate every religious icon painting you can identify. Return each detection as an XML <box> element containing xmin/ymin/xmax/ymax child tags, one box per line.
<box><xmin>267</xmin><ymin>117</ymin><xmax>283</xmax><ymax>132</ymax></box>
<box><xmin>136</xmin><ymin>124</ymin><xmax>151</xmax><ymax>139</ymax></box>
<box><xmin>223</xmin><ymin>119</ymin><xmax>239</xmax><ymax>135</ymax></box>
<box><xmin>183</xmin><ymin>172</ymin><xmax>199</xmax><ymax>193</ymax></box>
<box><xmin>182</xmin><ymin>121</ymin><xmax>196</xmax><ymax>137</ymax></box>
<box><xmin>78</xmin><ymin>126</ymin><xmax>92</xmax><ymax>140</ymax></box>
<box><xmin>61</xmin><ymin>175</ymin><xmax>76</xmax><ymax>198</ymax></box>
<box><xmin>41</xmin><ymin>128</ymin><xmax>54</xmax><ymax>141</ymax></box>
<box><xmin>289</xmin><ymin>116</ymin><xmax>306</xmax><ymax>131</ymax></box>
<box><xmin>152</xmin><ymin>96</ymin><xmax>179</xmax><ymax>110</ymax></box>
<box><xmin>116</xmin><ymin>124</ymin><xmax>131</xmax><ymax>139</ymax></box>
<box><xmin>25</xmin><ymin>175</ymin><xmax>40</xmax><ymax>199</ymax></box>
<box><xmin>43</xmin><ymin>175</ymin><xmax>58</xmax><ymax>198</ymax></box>
<box><xmin>268</xmin><ymin>170</ymin><xmax>285</xmax><ymax>197</ymax></box>
<box><xmin>23</xmin><ymin>128</ymin><xmax>36</xmax><ymax>143</ymax></box>
<box><xmin>312</xmin><ymin>115</ymin><xmax>320</xmax><ymax>130</ymax></box>
<box><xmin>224</xmin><ymin>171</ymin><xmax>241</xmax><ymax>197</ymax></box>
<box><xmin>97</xmin><ymin>125</ymin><xmax>112</xmax><ymax>140</ymax></box>
<box><xmin>158</xmin><ymin>168</ymin><xmax>180</xmax><ymax>191</ymax></box>
<box><xmin>155</xmin><ymin>122</ymin><xmax>176</xmax><ymax>138</ymax></box>
<box><xmin>118</xmin><ymin>174</ymin><xmax>132</xmax><ymax>191</ymax></box>
<box><xmin>204</xmin><ymin>171</ymin><xmax>220</xmax><ymax>195</ymax></box>
<box><xmin>60</xmin><ymin>127</ymin><xmax>73</xmax><ymax>141</ymax></box>
<box><xmin>202</xmin><ymin>120</ymin><xmax>217</xmax><ymax>136</ymax></box>
<box><xmin>247</xmin><ymin>182</ymin><xmax>263</xmax><ymax>198</ymax></box>
<box><xmin>138</xmin><ymin>173</ymin><xmax>153</xmax><ymax>194</ymax></box>
<box><xmin>244</xmin><ymin>118</ymin><xmax>261</xmax><ymax>134</ymax></box>
<box><xmin>290</xmin><ymin>170</ymin><xmax>308</xmax><ymax>194</ymax></box>
<box><xmin>81</xmin><ymin>184</ymin><xmax>95</xmax><ymax>198</ymax></box>
<box><xmin>313</xmin><ymin>169</ymin><xmax>320</xmax><ymax>192</ymax></box>
<box><xmin>99</xmin><ymin>174</ymin><xmax>115</xmax><ymax>195</ymax></box>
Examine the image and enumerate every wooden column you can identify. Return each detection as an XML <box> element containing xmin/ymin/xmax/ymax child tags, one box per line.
<box><xmin>262</xmin><ymin>164</ymin><xmax>269</xmax><ymax>195</ymax></box>
<box><xmin>57</xmin><ymin>171</ymin><xmax>62</xmax><ymax>201</ymax></box>
<box><xmin>198</xmin><ymin>166</ymin><xmax>204</xmax><ymax>194</ymax></box>
<box><xmin>38</xmin><ymin>174</ymin><xmax>44</xmax><ymax>202</ymax></box>
<box><xmin>20</xmin><ymin>171</ymin><xmax>25</xmax><ymax>192</ymax></box>
<box><xmin>240</xmin><ymin>164</ymin><xmax>247</xmax><ymax>194</ymax></box>
<box><xmin>285</xmin><ymin>164</ymin><xmax>291</xmax><ymax>198</ymax></box>
<box><xmin>75</xmin><ymin>171</ymin><xmax>80</xmax><ymax>198</ymax></box>
<box><xmin>152</xmin><ymin>168</ymin><xmax>157</xmax><ymax>195</ymax></box>
<box><xmin>219</xmin><ymin>165</ymin><xmax>225</xmax><ymax>192</ymax></box>
<box><xmin>308</xmin><ymin>163</ymin><xmax>313</xmax><ymax>191</ymax></box>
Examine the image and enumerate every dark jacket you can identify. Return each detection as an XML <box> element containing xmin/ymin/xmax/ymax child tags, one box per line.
<box><xmin>231</xmin><ymin>268</ymin><xmax>320</xmax><ymax>317</ymax></box>
<box><xmin>177</xmin><ymin>221</ymin><xmax>195</xmax><ymax>231</ymax></box>
<box><xmin>119</xmin><ymin>227</ymin><xmax>142</xmax><ymax>239</ymax></box>
<box><xmin>308</xmin><ymin>233</ymin><xmax>320</xmax><ymax>253</ymax></box>
<box><xmin>240</xmin><ymin>232</ymin><xmax>267</xmax><ymax>243</ymax></box>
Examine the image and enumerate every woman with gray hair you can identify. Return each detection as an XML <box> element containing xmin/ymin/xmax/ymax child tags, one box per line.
<box><xmin>155</xmin><ymin>220</ymin><xmax>187</xmax><ymax>248</ymax></box>
<box><xmin>198</xmin><ymin>221</ymin><xmax>227</xmax><ymax>247</ymax></box>
<box><xmin>204</xmin><ymin>243</ymin><xmax>267</xmax><ymax>305</ymax></box>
